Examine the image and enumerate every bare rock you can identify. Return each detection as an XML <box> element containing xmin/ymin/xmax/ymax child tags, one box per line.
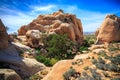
<box><xmin>0</xmin><ymin>19</ymin><xmax>9</xmax><ymax>49</ymax></box>
<box><xmin>26</xmin><ymin>30</ymin><xmax>43</xmax><ymax>48</ymax></box>
<box><xmin>18</xmin><ymin>10</ymin><xmax>83</xmax><ymax>44</ymax></box>
<box><xmin>0</xmin><ymin>69</ymin><xmax>21</xmax><ymax>80</ymax></box>
<box><xmin>96</xmin><ymin>14</ymin><xmax>120</xmax><ymax>44</ymax></box>
<box><xmin>0</xmin><ymin>43</ymin><xmax>46</xmax><ymax>79</ymax></box>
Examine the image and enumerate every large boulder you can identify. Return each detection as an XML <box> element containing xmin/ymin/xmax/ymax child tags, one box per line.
<box><xmin>18</xmin><ymin>10</ymin><xmax>83</xmax><ymax>43</ymax></box>
<box><xmin>0</xmin><ymin>19</ymin><xmax>46</xmax><ymax>79</ymax></box>
<box><xmin>0</xmin><ymin>69</ymin><xmax>22</xmax><ymax>80</ymax></box>
<box><xmin>26</xmin><ymin>30</ymin><xmax>43</xmax><ymax>48</ymax></box>
<box><xmin>0</xmin><ymin>43</ymin><xmax>46</xmax><ymax>79</ymax></box>
<box><xmin>0</xmin><ymin>19</ymin><xmax>8</xmax><ymax>49</ymax></box>
<box><xmin>96</xmin><ymin>14</ymin><xmax>120</xmax><ymax>44</ymax></box>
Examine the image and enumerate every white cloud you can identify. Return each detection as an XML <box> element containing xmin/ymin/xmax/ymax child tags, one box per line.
<box><xmin>62</xmin><ymin>5</ymin><xmax>108</xmax><ymax>32</ymax></box>
<box><xmin>0</xmin><ymin>4</ymin><xmax>112</xmax><ymax>33</ymax></box>
<box><xmin>31</xmin><ymin>5</ymin><xmax>57</xmax><ymax>12</ymax></box>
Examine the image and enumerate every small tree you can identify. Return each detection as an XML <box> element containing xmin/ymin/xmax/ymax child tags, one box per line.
<box><xmin>42</xmin><ymin>34</ymin><xmax>76</xmax><ymax>59</ymax></box>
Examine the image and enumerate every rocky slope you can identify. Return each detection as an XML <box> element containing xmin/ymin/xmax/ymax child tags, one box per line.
<box><xmin>0</xmin><ymin>19</ymin><xmax>46</xmax><ymax>79</ymax></box>
<box><xmin>96</xmin><ymin>14</ymin><xmax>120</xmax><ymax>44</ymax></box>
<box><xmin>43</xmin><ymin>43</ymin><xmax>120</xmax><ymax>80</ymax></box>
<box><xmin>18</xmin><ymin>10</ymin><xmax>83</xmax><ymax>44</ymax></box>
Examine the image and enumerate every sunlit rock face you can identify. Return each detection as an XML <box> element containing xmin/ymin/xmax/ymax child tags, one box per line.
<box><xmin>18</xmin><ymin>10</ymin><xmax>83</xmax><ymax>43</ymax></box>
<box><xmin>96</xmin><ymin>14</ymin><xmax>120</xmax><ymax>44</ymax></box>
<box><xmin>0</xmin><ymin>19</ymin><xmax>9</xmax><ymax>49</ymax></box>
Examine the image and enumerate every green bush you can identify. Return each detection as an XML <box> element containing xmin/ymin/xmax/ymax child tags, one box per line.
<box><xmin>98</xmin><ymin>57</ymin><xmax>105</xmax><ymax>64</ymax></box>
<box><xmin>110</xmin><ymin>55</ymin><xmax>120</xmax><ymax>65</ymax></box>
<box><xmin>79</xmin><ymin>46</ymin><xmax>88</xmax><ymax>53</ymax></box>
<box><xmin>83</xmin><ymin>34</ymin><xmax>96</xmax><ymax>46</ymax></box>
<box><xmin>42</xmin><ymin>34</ymin><xmax>75</xmax><ymax>59</ymax></box>
<box><xmin>35</xmin><ymin>56</ymin><xmax>58</xmax><ymax>66</ymax></box>
<box><xmin>50</xmin><ymin>58</ymin><xmax>59</xmax><ymax>66</ymax></box>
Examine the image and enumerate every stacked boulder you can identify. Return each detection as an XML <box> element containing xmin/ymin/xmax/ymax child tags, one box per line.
<box><xmin>18</xmin><ymin>10</ymin><xmax>83</xmax><ymax>46</ymax></box>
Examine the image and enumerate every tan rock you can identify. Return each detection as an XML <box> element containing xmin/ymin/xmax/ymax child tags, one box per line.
<box><xmin>18</xmin><ymin>25</ymin><xmax>28</xmax><ymax>35</ymax></box>
<box><xmin>0</xmin><ymin>19</ymin><xmax>8</xmax><ymax>49</ymax></box>
<box><xmin>96</xmin><ymin>14</ymin><xmax>120</xmax><ymax>44</ymax></box>
<box><xmin>0</xmin><ymin>69</ymin><xmax>22</xmax><ymax>80</ymax></box>
<box><xmin>26</xmin><ymin>30</ymin><xmax>43</xmax><ymax>48</ymax></box>
<box><xmin>18</xmin><ymin>10</ymin><xmax>83</xmax><ymax>44</ymax></box>
<box><xmin>0</xmin><ymin>43</ymin><xmax>46</xmax><ymax>79</ymax></box>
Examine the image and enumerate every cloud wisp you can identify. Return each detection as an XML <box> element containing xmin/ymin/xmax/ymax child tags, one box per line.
<box><xmin>0</xmin><ymin>4</ymin><xmax>114</xmax><ymax>33</ymax></box>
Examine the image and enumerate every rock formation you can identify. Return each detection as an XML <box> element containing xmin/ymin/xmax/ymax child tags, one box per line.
<box><xmin>0</xmin><ymin>19</ymin><xmax>8</xmax><ymax>49</ymax></box>
<box><xmin>0</xmin><ymin>69</ymin><xmax>22</xmax><ymax>80</ymax></box>
<box><xmin>26</xmin><ymin>30</ymin><xmax>43</xmax><ymax>48</ymax></box>
<box><xmin>0</xmin><ymin>20</ymin><xmax>46</xmax><ymax>79</ymax></box>
<box><xmin>96</xmin><ymin>14</ymin><xmax>120</xmax><ymax>44</ymax></box>
<box><xmin>18</xmin><ymin>10</ymin><xmax>83</xmax><ymax>43</ymax></box>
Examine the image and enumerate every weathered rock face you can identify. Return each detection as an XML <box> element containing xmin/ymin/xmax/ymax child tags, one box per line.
<box><xmin>96</xmin><ymin>14</ymin><xmax>120</xmax><ymax>44</ymax></box>
<box><xmin>0</xmin><ymin>69</ymin><xmax>22</xmax><ymax>80</ymax></box>
<box><xmin>18</xmin><ymin>10</ymin><xmax>83</xmax><ymax>43</ymax></box>
<box><xmin>0</xmin><ymin>19</ymin><xmax>8</xmax><ymax>49</ymax></box>
<box><xmin>26</xmin><ymin>30</ymin><xmax>43</xmax><ymax>48</ymax></box>
<box><xmin>0</xmin><ymin>43</ymin><xmax>46</xmax><ymax>79</ymax></box>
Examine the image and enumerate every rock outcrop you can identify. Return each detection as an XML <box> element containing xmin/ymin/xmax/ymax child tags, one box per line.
<box><xmin>0</xmin><ymin>43</ymin><xmax>46</xmax><ymax>79</ymax></box>
<box><xmin>0</xmin><ymin>69</ymin><xmax>22</xmax><ymax>80</ymax></box>
<box><xmin>26</xmin><ymin>30</ymin><xmax>43</xmax><ymax>48</ymax></box>
<box><xmin>0</xmin><ymin>19</ymin><xmax>8</xmax><ymax>49</ymax></box>
<box><xmin>96</xmin><ymin>14</ymin><xmax>120</xmax><ymax>44</ymax></box>
<box><xmin>18</xmin><ymin>10</ymin><xmax>83</xmax><ymax>43</ymax></box>
<box><xmin>0</xmin><ymin>20</ymin><xmax>46</xmax><ymax>79</ymax></box>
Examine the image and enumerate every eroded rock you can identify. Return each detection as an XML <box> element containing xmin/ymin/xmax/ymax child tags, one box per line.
<box><xmin>18</xmin><ymin>10</ymin><xmax>83</xmax><ymax>44</ymax></box>
<box><xmin>96</xmin><ymin>14</ymin><xmax>120</xmax><ymax>44</ymax></box>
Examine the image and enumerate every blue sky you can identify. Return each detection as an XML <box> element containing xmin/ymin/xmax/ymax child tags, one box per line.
<box><xmin>0</xmin><ymin>0</ymin><xmax>120</xmax><ymax>33</ymax></box>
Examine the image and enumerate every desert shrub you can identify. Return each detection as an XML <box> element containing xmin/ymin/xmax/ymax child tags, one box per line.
<box><xmin>95</xmin><ymin>63</ymin><xmax>105</xmax><ymax>70</ymax></box>
<box><xmin>92</xmin><ymin>72</ymin><xmax>101</xmax><ymax>80</ymax></box>
<box><xmin>92</xmin><ymin>59</ymin><xmax>97</xmax><ymax>64</ymax></box>
<box><xmin>63</xmin><ymin>67</ymin><xmax>76</xmax><ymax>80</ymax></box>
<box><xmin>98</xmin><ymin>50</ymin><xmax>108</xmax><ymax>58</ymax></box>
<box><xmin>108</xmin><ymin>47</ymin><xmax>120</xmax><ymax>52</ymax></box>
<box><xmin>42</xmin><ymin>34</ymin><xmax>75</xmax><ymax>59</ymax></box>
<box><xmin>79</xmin><ymin>46</ymin><xmax>88</xmax><ymax>53</ymax></box>
<box><xmin>98</xmin><ymin>57</ymin><xmax>105</xmax><ymax>64</ymax></box>
<box><xmin>77</xmin><ymin>76</ymin><xmax>94</xmax><ymax>80</ymax></box>
<box><xmin>108</xmin><ymin>64</ymin><xmax>120</xmax><ymax>72</ymax></box>
<box><xmin>50</xmin><ymin>58</ymin><xmax>59</xmax><ymax>66</ymax></box>
<box><xmin>84</xmin><ymin>66</ymin><xmax>89</xmax><ymax>70</ymax></box>
<box><xmin>102</xmin><ymin>72</ymin><xmax>109</xmax><ymax>77</ymax></box>
<box><xmin>82</xmin><ymin>71</ymin><xmax>88</xmax><ymax>76</ymax></box>
<box><xmin>29</xmin><ymin>74</ymin><xmax>42</xmax><ymax>80</ymax></box>
<box><xmin>35</xmin><ymin>56</ymin><xmax>58</xmax><ymax>66</ymax></box>
<box><xmin>40</xmin><ymin>70</ymin><xmax>48</xmax><ymax>75</ymax></box>
<box><xmin>83</xmin><ymin>34</ymin><xmax>96</xmax><ymax>46</ymax></box>
<box><xmin>110</xmin><ymin>55</ymin><xmax>120</xmax><ymax>65</ymax></box>
<box><xmin>111</xmin><ymin>78</ymin><xmax>120</xmax><ymax>80</ymax></box>
<box><xmin>89</xmin><ymin>68</ymin><xmax>101</xmax><ymax>80</ymax></box>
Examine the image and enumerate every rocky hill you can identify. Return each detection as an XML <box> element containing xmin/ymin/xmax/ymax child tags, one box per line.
<box><xmin>18</xmin><ymin>10</ymin><xmax>83</xmax><ymax>44</ymax></box>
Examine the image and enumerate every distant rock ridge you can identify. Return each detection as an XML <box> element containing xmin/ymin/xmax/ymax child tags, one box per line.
<box><xmin>18</xmin><ymin>10</ymin><xmax>83</xmax><ymax>43</ymax></box>
<box><xmin>96</xmin><ymin>14</ymin><xmax>120</xmax><ymax>44</ymax></box>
